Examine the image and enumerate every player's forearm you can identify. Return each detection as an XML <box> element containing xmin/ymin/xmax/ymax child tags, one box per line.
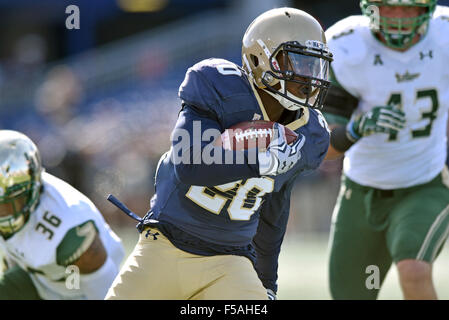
<box><xmin>252</xmin><ymin>204</ymin><xmax>290</xmax><ymax>294</ymax></box>
<box><xmin>326</xmin><ymin>124</ymin><xmax>346</xmax><ymax>160</ymax></box>
<box><xmin>254</xmin><ymin>248</ymin><xmax>281</xmax><ymax>293</ymax></box>
<box><xmin>321</xmin><ymin>84</ymin><xmax>359</xmax><ymax>160</ymax></box>
<box><xmin>253</xmin><ymin>224</ymin><xmax>281</xmax><ymax>293</ymax></box>
<box><xmin>171</xmin><ymin>104</ymin><xmax>261</xmax><ymax>185</ymax></box>
<box><xmin>173</xmin><ymin>148</ymin><xmax>260</xmax><ymax>186</ymax></box>
<box><xmin>253</xmin><ymin>228</ymin><xmax>284</xmax><ymax>293</ymax></box>
<box><xmin>327</xmin><ymin>125</ymin><xmax>354</xmax><ymax>158</ymax></box>
<box><xmin>325</xmin><ymin>144</ymin><xmax>344</xmax><ymax>160</ymax></box>
<box><xmin>79</xmin><ymin>256</ymin><xmax>119</xmax><ymax>299</ymax></box>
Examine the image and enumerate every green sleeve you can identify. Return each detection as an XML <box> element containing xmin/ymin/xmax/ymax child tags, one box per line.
<box><xmin>56</xmin><ymin>220</ymin><xmax>98</xmax><ymax>267</ymax></box>
<box><xmin>0</xmin><ymin>266</ymin><xmax>42</xmax><ymax>300</ymax></box>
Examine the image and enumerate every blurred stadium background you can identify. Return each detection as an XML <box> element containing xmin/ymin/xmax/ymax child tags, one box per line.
<box><xmin>1</xmin><ymin>0</ymin><xmax>449</xmax><ymax>299</ymax></box>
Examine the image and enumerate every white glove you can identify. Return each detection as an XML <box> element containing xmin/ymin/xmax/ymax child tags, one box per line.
<box><xmin>267</xmin><ymin>289</ymin><xmax>277</xmax><ymax>300</ymax></box>
<box><xmin>258</xmin><ymin>123</ymin><xmax>306</xmax><ymax>176</ymax></box>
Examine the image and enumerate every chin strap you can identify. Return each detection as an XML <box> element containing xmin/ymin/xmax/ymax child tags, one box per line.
<box><xmin>261</xmin><ymin>87</ymin><xmax>302</xmax><ymax>111</ymax></box>
<box><xmin>260</xmin><ymin>77</ymin><xmax>311</xmax><ymax>111</ymax></box>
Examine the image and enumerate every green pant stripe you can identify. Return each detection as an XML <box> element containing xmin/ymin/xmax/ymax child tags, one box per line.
<box><xmin>417</xmin><ymin>204</ymin><xmax>449</xmax><ymax>261</ymax></box>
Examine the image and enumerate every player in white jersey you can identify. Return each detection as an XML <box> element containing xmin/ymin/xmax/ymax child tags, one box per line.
<box><xmin>0</xmin><ymin>130</ymin><xmax>125</xmax><ymax>299</ymax></box>
<box><xmin>323</xmin><ymin>1</ymin><xmax>449</xmax><ymax>299</ymax></box>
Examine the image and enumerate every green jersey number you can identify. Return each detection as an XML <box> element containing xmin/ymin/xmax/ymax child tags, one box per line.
<box><xmin>35</xmin><ymin>211</ymin><xmax>62</xmax><ymax>240</ymax></box>
<box><xmin>387</xmin><ymin>89</ymin><xmax>439</xmax><ymax>141</ymax></box>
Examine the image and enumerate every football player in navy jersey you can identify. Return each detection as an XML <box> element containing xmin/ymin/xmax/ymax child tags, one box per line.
<box><xmin>106</xmin><ymin>7</ymin><xmax>333</xmax><ymax>300</ymax></box>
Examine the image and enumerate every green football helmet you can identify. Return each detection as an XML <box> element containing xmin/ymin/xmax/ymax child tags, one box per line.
<box><xmin>0</xmin><ymin>130</ymin><xmax>42</xmax><ymax>239</ymax></box>
<box><xmin>360</xmin><ymin>0</ymin><xmax>437</xmax><ymax>50</ymax></box>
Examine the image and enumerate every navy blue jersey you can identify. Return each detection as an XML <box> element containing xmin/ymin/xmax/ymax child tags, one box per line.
<box><xmin>139</xmin><ymin>58</ymin><xmax>330</xmax><ymax>291</ymax></box>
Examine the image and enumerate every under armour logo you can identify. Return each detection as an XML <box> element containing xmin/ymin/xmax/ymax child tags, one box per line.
<box><xmin>419</xmin><ymin>50</ymin><xmax>433</xmax><ymax>60</ymax></box>
<box><xmin>145</xmin><ymin>229</ymin><xmax>159</xmax><ymax>240</ymax></box>
<box><xmin>373</xmin><ymin>54</ymin><xmax>383</xmax><ymax>66</ymax></box>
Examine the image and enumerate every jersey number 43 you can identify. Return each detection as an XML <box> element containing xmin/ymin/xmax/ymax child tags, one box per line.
<box><xmin>387</xmin><ymin>88</ymin><xmax>439</xmax><ymax>141</ymax></box>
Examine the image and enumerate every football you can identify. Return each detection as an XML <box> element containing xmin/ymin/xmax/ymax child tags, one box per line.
<box><xmin>215</xmin><ymin>120</ymin><xmax>298</xmax><ymax>151</ymax></box>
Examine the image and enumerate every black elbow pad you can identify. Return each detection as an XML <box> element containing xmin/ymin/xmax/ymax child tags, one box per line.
<box><xmin>323</xmin><ymin>85</ymin><xmax>359</xmax><ymax>120</ymax></box>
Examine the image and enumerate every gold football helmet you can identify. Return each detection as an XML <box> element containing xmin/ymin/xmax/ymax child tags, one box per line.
<box><xmin>242</xmin><ymin>7</ymin><xmax>333</xmax><ymax>111</ymax></box>
<box><xmin>0</xmin><ymin>130</ymin><xmax>42</xmax><ymax>239</ymax></box>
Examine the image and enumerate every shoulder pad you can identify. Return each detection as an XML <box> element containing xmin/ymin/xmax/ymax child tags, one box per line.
<box><xmin>56</xmin><ymin>220</ymin><xmax>98</xmax><ymax>266</ymax></box>
<box><xmin>326</xmin><ymin>15</ymin><xmax>371</xmax><ymax>67</ymax></box>
<box><xmin>429</xmin><ymin>5</ymin><xmax>449</xmax><ymax>49</ymax></box>
<box><xmin>178</xmin><ymin>58</ymin><xmax>249</xmax><ymax>114</ymax></box>
<box><xmin>41</xmin><ymin>173</ymin><xmax>103</xmax><ymax>225</ymax></box>
<box><xmin>326</xmin><ymin>16</ymin><xmax>372</xmax><ymax>97</ymax></box>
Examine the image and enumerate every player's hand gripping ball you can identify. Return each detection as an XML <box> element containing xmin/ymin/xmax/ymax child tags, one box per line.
<box><xmin>216</xmin><ymin>120</ymin><xmax>298</xmax><ymax>151</ymax></box>
<box><xmin>215</xmin><ymin>121</ymin><xmax>304</xmax><ymax>177</ymax></box>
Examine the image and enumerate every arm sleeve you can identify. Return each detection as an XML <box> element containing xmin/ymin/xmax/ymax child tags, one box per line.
<box><xmin>322</xmin><ymin>67</ymin><xmax>359</xmax><ymax>121</ymax></box>
<box><xmin>0</xmin><ymin>266</ymin><xmax>41</xmax><ymax>300</ymax></box>
<box><xmin>171</xmin><ymin>104</ymin><xmax>261</xmax><ymax>186</ymax></box>
<box><xmin>252</xmin><ymin>178</ymin><xmax>296</xmax><ymax>293</ymax></box>
<box><xmin>56</xmin><ymin>220</ymin><xmax>98</xmax><ymax>267</ymax></box>
<box><xmin>322</xmin><ymin>68</ymin><xmax>359</xmax><ymax>151</ymax></box>
<box><xmin>79</xmin><ymin>256</ymin><xmax>119</xmax><ymax>300</ymax></box>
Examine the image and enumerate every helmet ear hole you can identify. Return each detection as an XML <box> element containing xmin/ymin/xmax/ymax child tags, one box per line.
<box><xmin>250</xmin><ymin>54</ymin><xmax>259</xmax><ymax>67</ymax></box>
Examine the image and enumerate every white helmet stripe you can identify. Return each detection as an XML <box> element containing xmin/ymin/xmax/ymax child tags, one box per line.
<box><xmin>257</xmin><ymin>39</ymin><xmax>281</xmax><ymax>72</ymax></box>
<box><xmin>257</xmin><ymin>39</ymin><xmax>272</xmax><ymax>59</ymax></box>
<box><xmin>242</xmin><ymin>54</ymin><xmax>252</xmax><ymax>77</ymax></box>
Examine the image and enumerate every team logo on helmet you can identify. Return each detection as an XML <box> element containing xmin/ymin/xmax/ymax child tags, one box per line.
<box><xmin>242</xmin><ymin>7</ymin><xmax>333</xmax><ymax>111</ymax></box>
